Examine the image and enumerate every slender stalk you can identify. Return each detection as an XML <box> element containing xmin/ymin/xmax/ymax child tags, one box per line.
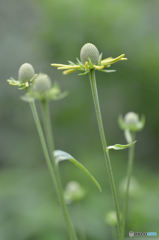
<box><xmin>121</xmin><ymin>134</ymin><xmax>135</xmax><ymax>240</ymax></box>
<box><xmin>41</xmin><ymin>100</ymin><xmax>78</xmax><ymax>240</ymax></box>
<box><xmin>89</xmin><ymin>70</ymin><xmax>121</xmax><ymax>236</ymax></box>
<box><xmin>29</xmin><ymin>101</ymin><xmax>57</xmax><ymax>191</ymax></box>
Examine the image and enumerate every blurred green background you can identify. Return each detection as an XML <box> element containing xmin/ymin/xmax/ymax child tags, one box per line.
<box><xmin>0</xmin><ymin>0</ymin><xmax>159</xmax><ymax>239</ymax></box>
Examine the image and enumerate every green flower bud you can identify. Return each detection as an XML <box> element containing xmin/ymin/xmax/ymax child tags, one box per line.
<box><xmin>80</xmin><ymin>43</ymin><xmax>100</xmax><ymax>64</ymax></box>
<box><xmin>105</xmin><ymin>211</ymin><xmax>117</xmax><ymax>226</ymax></box>
<box><xmin>32</xmin><ymin>74</ymin><xmax>51</xmax><ymax>92</ymax></box>
<box><xmin>118</xmin><ymin>112</ymin><xmax>145</xmax><ymax>132</ymax></box>
<box><xmin>64</xmin><ymin>181</ymin><xmax>85</xmax><ymax>204</ymax></box>
<box><xmin>18</xmin><ymin>63</ymin><xmax>35</xmax><ymax>83</ymax></box>
<box><xmin>124</xmin><ymin>112</ymin><xmax>139</xmax><ymax>126</ymax></box>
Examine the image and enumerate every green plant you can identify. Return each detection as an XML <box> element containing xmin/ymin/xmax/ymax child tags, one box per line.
<box><xmin>7</xmin><ymin>43</ymin><xmax>145</xmax><ymax>240</ymax></box>
<box><xmin>51</xmin><ymin>43</ymin><xmax>137</xmax><ymax>239</ymax></box>
<box><xmin>7</xmin><ymin>63</ymin><xmax>101</xmax><ymax>240</ymax></box>
<box><xmin>119</xmin><ymin>112</ymin><xmax>145</xmax><ymax>240</ymax></box>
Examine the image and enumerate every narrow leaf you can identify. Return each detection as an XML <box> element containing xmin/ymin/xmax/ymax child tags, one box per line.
<box><xmin>76</xmin><ymin>58</ymin><xmax>82</xmax><ymax>65</ymax></box>
<box><xmin>54</xmin><ymin>150</ymin><xmax>102</xmax><ymax>192</ymax></box>
<box><xmin>107</xmin><ymin>141</ymin><xmax>136</xmax><ymax>151</ymax></box>
<box><xmin>98</xmin><ymin>53</ymin><xmax>103</xmax><ymax>64</ymax></box>
<box><xmin>68</xmin><ymin>60</ymin><xmax>76</xmax><ymax>65</ymax></box>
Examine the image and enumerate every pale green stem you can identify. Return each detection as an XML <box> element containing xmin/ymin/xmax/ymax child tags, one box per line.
<box><xmin>121</xmin><ymin>133</ymin><xmax>135</xmax><ymax>240</ymax></box>
<box><xmin>89</xmin><ymin>70</ymin><xmax>121</xmax><ymax>237</ymax></box>
<box><xmin>41</xmin><ymin>100</ymin><xmax>78</xmax><ymax>240</ymax></box>
<box><xmin>29</xmin><ymin>101</ymin><xmax>57</xmax><ymax>191</ymax></box>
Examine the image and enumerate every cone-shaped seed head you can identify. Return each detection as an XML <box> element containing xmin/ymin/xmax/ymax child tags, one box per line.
<box><xmin>18</xmin><ymin>63</ymin><xmax>35</xmax><ymax>82</ymax></box>
<box><xmin>124</xmin><ymin>112</ymin><xmax>139</xmax><ymax>125</ymax></box>
<box><xmin>80</xmin><ymin>43</ymin><xmax>100</xmax><ymax>64</ymax></box>
<box><xmin>33</xmin><ymin>74</ymin><xmax>51</xmax><ymax>92</ymax></box>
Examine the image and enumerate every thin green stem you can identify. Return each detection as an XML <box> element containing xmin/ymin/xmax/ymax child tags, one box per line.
<box><xmin>89</xmin><ymin>70</ymin><xmax>121</xmax><ymax>237</ymax></box>
<box><xmin>121</xmin><ymin>133</ymin><xmax>135</xmax><ymax>240</ymax></box>
<box><xmin>41</xmin><ymin>100</ymin><xmax>78</xmax><ymax>240</ymax></box>
<box><xmin>29</xmin><ymin>101</ymin><xmax>57</xmax><ymax>191</ymax></box>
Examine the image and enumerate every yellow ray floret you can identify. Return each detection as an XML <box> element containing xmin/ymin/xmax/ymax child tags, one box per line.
<box><xmin>101</xmin><ymin>54</ymin><xmax>127</xmax><ymax>66</ymax></box>
<box><xmin>63</xmin><ymin>69</ymin><xmax>77</xmax><ymax>75</ymax></box>
<box><xmin>94</xmin><ymin>65</ymin><xmax>104</xmax><ymax>70</ymax></box>
<box><xmin>57</xmin><ymin>65</ymin><xmax>80</xmax><ymax>70</ymax></box>
<box><xmin>51</xmin><ymin>53</ymin><xmax>127</xmax><ymax>75</ymax></box>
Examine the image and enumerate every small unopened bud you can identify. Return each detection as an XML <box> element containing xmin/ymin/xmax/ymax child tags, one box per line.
<box><xmin>18</xmin><ymin>63</ymin><xmax>35</xmax><ymax>83</ymax></box>
<box><xmin>80</xmin><ymin>43</ymin><xmax>100</xmax><ymax>64</ymax></box>
<box><xmin>105</xmin><ymin>211</ymin><xmax>117</xmax><ymax>226</ymax></box>
<box><xmin>119</xmin><ymin>112</ymin><xmax>145</xmax><ymax>133</ymax></box>
<box><xmin>32</xmin><ymin>74</ymin><xmax>51</xmax><ymax>92</ymax></box>
<box><xmin>124</xmin><ymin>112</ymin><xmax>139</xmax><ymax>126</ymax></box>
<box><xmin>64</xmin><ymin>181</ymin><xmax>85</xmax><ymax>204</ymax></box>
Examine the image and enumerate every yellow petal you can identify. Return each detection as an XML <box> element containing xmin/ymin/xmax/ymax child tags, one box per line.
<box><xmin>94</xmin><ymin>65</ymin><xmax>104</xmax><ymax>70</ymax></box>
<box><xmin>101</xmin><ymin>54</ymin><xmax>126</xmax><ymax>66</ymax></box>
<box><xmin>58</xmin><ymin>65</ymin><xmax>80</xmax><ymax>70</ymax></box>
<box><xmin>63</xmin><ymin>69</ymin><xmax>77</xmax><ymax>75</ymax></box>
<box><xmin>51</xmin><ymin>63</ymin><xmax>66</xmax><ymax>67</ymax></box>
<box><xmin>84</xmin><ymin>61</ymin><xmax>89</xmax><ymax>70</ymax></box>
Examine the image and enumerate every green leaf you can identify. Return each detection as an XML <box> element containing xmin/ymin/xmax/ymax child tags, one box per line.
<box><xmin>68</xmin><ymin>60</ymin><xmax>76</xmax><ymax>65</ymax></box>
<box><xmin>54</xmin><ymin>150</ymin><xmax>102</xmax><ymax>192</ymax></box>
<box><xmin>137</xmin><ymin>115</ymin><xmax>145</xmax><ymax>130</ymax></box>
<box><xmin>76</xmin><ymin>58</ymin><xmax>82</xmax><ymax>65</ymax></box>
<box><xmin>47</xmin><ymin>85</ymin><xmax>68</xmax><ymax>101</ymax></box>
<box><xmin>88</xmin><ymin>58</ymin><xmax>94</xmax><ymax>69</ymax></box>
<box><xmin>98</xmin><ymin>53</ymin><xmax>103</xmax><ymax>65</ymax></box>
<box><xmin>107</xmin><ymin>141</ymin><xmax>136</xmax><ymax>151</ymax></box>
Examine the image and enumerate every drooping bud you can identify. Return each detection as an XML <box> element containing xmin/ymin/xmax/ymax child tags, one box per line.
<box><xmin>18</xmin><ymin>63</ymin><xmax>35</xmax><ymax>83</ymax></box>
<box><xmin>80</xmin><ymin>43</ymin><xmax>100</xmax><ymax>65</ymax></box>
<box><xmin>32</xmin><ymin>74</ymin><xmax>51</xmax><ymax>92</ymax></box>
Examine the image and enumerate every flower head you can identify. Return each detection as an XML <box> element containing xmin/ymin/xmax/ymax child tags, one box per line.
<box><xmin>119</xmin><ymin>112</ymin><xmax>145</xmax><ymax>132</ymax></box>
<box><xmin>7</xmin><ymin>63</ymin><xmax>36</xmax><ymax>90</ymax></box>
<box><xmin>32</xmin><ymin>74</ymin><xmax>51</xmax><ymax>93</ymax></box>
<box><xmin>7</xmin><ymin>63</ymin><xmax>67</xmax><ymax>102</ymax></box>
<box><xmin>18</xmin><ymin>63</ymin><xmax>35</xmax><ymax>83</ymax></box>
<box><xmin>80</xmin><ymin>43</ymin><xmax>100</xmax><ymax>64</ymax></box>
<box><xmin>22</xmin><ymin>73</ymin><xmax>67</xmax><ymax>102</ymax></box>
<box><xmin>51</xmin><ymin>42</ymin><xmax>127</xmax><ymax>75</ymax></box>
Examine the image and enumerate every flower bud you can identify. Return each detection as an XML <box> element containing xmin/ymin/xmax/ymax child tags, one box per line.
<box><xmin>18</xmin><ymin>63</ymin><xmax>35</xmax><ymax>83</ymax></box>
<box><xmin>124</xmin><ymin>112</ymin><xmax>139</xmax><ymax>126</ymax></box>
<box><xmin>119</xmin><ymin>112</ymin><xmax>145</xmax><ymax>133</ymax></box>
<box><xmin>80</xmin><ymin>43</ymin><xmax>100</xmax><ymax>64</ymax></box>
<box><xmin>64</xmin><ymin>181</ymin><xmax>85</xmax><ymax>204</ymax></box>
<box><xmin>32</xmin><ymin>74</ymin><xmax>51</xmax><ymax>92</ymax></box>
<box><xmin>105</xmin><ymin>211</ymin><xmax>117</xmax><ymax>226</ymax></box>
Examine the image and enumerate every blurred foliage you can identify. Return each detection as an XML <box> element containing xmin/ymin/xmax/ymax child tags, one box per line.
<box><xmin>0</xmin><ymin>0</ymin><xmax>159</xmax><ymax>239</ymax></box>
